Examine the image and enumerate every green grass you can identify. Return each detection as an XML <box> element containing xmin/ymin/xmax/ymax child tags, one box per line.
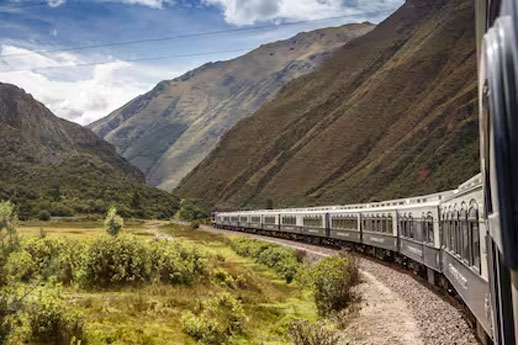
<box><xmin>15</xmin><ymin>221</ymin><xmax>318</xmax><ymax>344</ymax></box>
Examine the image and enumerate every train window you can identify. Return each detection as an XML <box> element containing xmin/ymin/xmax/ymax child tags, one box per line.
<box><xmin>251</xmin><ymin>216</ymin><xmax>261</xmax><ymax>223</ymax></box>
<box><xmin>239</xmin><ymin>216</ymin><xmax>248</xmax><ymax>223</ymax></box>
<box><xmin>224</xmin><ymin>216</ymin><xmax>229</xmax><ymax>222</ymax></box>
<box><xmin>282</xmin><ymin>216</ymin><xmax>296</xmax><ymax>225</ymax></box>
<box><xmin>460</xmin><ymin>209</ymin><xmax>470</xmax><ymax>264</ymax></box>
<box><xmin>425</xmin><ymin>213</ymin><xmax>434</xmax><ymax>244</ymax></box>
<box><xmin>441</xmin><ymin>218</ymin><xmax>448</xmax><ymax>249</ymax></box>
<box><xmin>386</xmin><ymin>216</ymin><xmax>393</xmax><ymax>234</ymax></box>
<box><xmin>377</xmin><ymin>217</ymin><xmax>383</xmax><ymax>233</ymax></box>
<box><xmin>453</xmin><ymin>211</ymin><xmax>461</xmax><ymax>256</ymax></box>
<box><xmin>303</xmin><ymin>216</ymin><xmax>323</xmax><ymax>228</ymax></box>
<box><xmin>408</xmin><ymin>215</ymin><xmax>414</xmax><ymax>239</ymax></box>
<box><xmin>231</xmin><ymin>216</ymin><xmax>239</xmax><ymax>222</ymax></box>
<box><xmin>264</xmin><ymin>216</ymin><xmax>276</xmax><ymax>224</ymax></box>
<box><xmin>469</xmin><ymin>207</ymin><xmax>481</xmax><ymax>271</ymax></box>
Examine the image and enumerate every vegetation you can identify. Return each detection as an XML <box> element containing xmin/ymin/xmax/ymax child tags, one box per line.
<box><xmin>289</xmin><ymin>321</ymin><xmax>340</xmax><ymax>345</ymax></box>
<box><xmin>0</xmin><ymin>83</ymin><xmax>180</xmax><ymax>221</ymax></box>
<box><xmin>181</xmin><ymin>293</ymin><xmax>247</xmax><ymax>345</ymax></box>
<box><xmin>177</xmin><ymin>199</ymin><xmax>209</xmax><ymax>222</ymax></box>
<box><xmin>104</xmin><ymin>207</ymin><xmax>124</xmax><ymax>236</ymax></box>
<box><xmin>228</xmin><ymin>237</ymin><xmax>300</xmax><ymax>283</ymax></box>
<box><xmin>310</xmin><ymin>256</ymin><xmax>360</xmax><ymax>316</ymax></box>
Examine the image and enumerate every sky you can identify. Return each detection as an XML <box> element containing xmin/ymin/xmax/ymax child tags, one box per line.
<box><xmin>0</xmin><ymin>0</ymin><xmax>404</xmax><ymax>125</ymax></box>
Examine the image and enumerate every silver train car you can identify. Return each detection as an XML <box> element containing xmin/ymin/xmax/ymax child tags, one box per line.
<box><xmin>214</xmin><ymin>174</ymin><xmax>492</xmax><ymax>342</ymax></box>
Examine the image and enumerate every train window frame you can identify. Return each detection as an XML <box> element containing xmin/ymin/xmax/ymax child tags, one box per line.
<box><xmin>303</xmin><ymin>216</ymin><xmax>323</xmax><ymax>228</ymax></box>
<box><xmin>425</xmin><ymin>212</ymin><xmax>434</xmax><ymax>245</ymax></box>
<box><xmin>251</xmin><ymin>216</ymin><xmax>261</xmax><ymax>223</ymax></box>
<box><xmin>453</xmin><ymin>210</ymin><xmax>461</xmax><ymax>256</ymax></box>
<box><xmin>460</xmin><ymin>207</ymin><xmax>470</xmax><ymax>264</ymax></box>
<box><xmin>282</xmin><ymin>216</ymin><xmax>296</xmax><ymax>225</ymax></box>
<box><xmin>408</xmin><ymin>214</ymin><xmax>414</xmax><ymax>239</ymax></box>
<box><xmin>386</xmin><ymin>215</ymin><xmax>393</xmax><ymax>234</ymax></box>
<box><xmin>469</xmin><ymin>205</ymin><xmax>481</xmax><ymax>272</ymax></box>
<box><xmin>264</xmin><ymin>216</ymin><xmax>276</xmax><ymax>224</ymax></box>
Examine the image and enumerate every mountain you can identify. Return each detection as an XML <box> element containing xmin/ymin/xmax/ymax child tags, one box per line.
<box><xmin>88</xmin><ymin>23</ymin><xmax>375</xmax><ymax>191</ymax></box>
<box><xmin>176</xmin><ymin>0</ymin><xmax>479</xmax><ymax>210</ymax></box>
<box><xmin>0</xmin><ymin>83</ymin><xmax>179</xmax><ymax>219</ymax></box>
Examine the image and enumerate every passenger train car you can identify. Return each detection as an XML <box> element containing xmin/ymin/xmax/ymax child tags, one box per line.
<box><xmin>214</xmin><ymin>174</ymin><xmax>493</xmax><ymax>342</ymax></box>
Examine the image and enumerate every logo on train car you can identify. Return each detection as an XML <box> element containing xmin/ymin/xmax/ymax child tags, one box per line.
<box><xmin>405</xmin><ymin>245</ymin><xmax>423</xmax><ymax>258</ymax></box>
<box><xmin>284</xmin><ymin>226</ymin><xmax>295</xmax><ymax>231</ymax></box>
<box><xmin>337</xmin><ymin>232</ymin><xmax>350</xmax><ymax>237</ymax></box>
<box><xmin>308</xmin><ymin>229</ymin><xmax>319</xmax><ymax>234</ymax></box>
<box><xmin>448</xmin><ymin>263</ymin><xmax>468</xmax><ymax>290</ymax></box>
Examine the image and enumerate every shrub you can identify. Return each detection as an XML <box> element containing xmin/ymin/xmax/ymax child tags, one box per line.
<box><xmin>37</xmin><ymin>210</ymin><xmax>51</xmax><ymax>221</ymax></box>
<box><xmin>311</xmin><ymin>255</ymin><xmax>360</xmax><ymax>316</ymax></box>
<box><xmin>229</xmin><ymin>237</ymin><xmax>300</xmax><ymax>283</ymax></box>
<box><xmin>49</xmin><ymin>202</ymin><xmax>74</xmax><ymax>217</ymax></box>
<box><xmin>25</xmin><ymin>292</ymin><xmax>87</xmax><ymax>345</ymax></box>
<box><xmin>149</xmin><ymin>240</ymin><xmax>208</xmax><ymax>285</ymax></box>
<box><xmin>21</xmin><ymin>237</ymin><xmax>82</xmax><ymax>284</ymax></box>
<box><xmin>181</xmin><ymin>293</ymin><xmax>247</xmax><ymax>345</ymax></box>
<box><xmin>77</xmin><ymin>235</ymin><xmax>151</xmax><ymax>288</ymax></box>
<box><xmin>104</xmin><ymin>206</ymin><xmax>123</xmax><ymax>237</ymax></box>
<box><xmin>0</xmin><ymin>285</ymin><xmax>87</xmax><ymax>345</ymax></box>
<box><xmin>191</xmin><ymin>220</ymin><xmax>201</xmax><ymax>230</ymax></box>
<box><xmin>0</xmin><ymin>201</ymin><xmax>19</xmax><ymax>285</ymax></box>
<box><xmin>289</xmin><ymin>320</ymin><xmax>340</xmax><ymax>345</ymax></box>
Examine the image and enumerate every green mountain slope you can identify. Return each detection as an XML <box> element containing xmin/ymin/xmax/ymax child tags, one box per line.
<box><xmin>0</xmin><ymin>83</ymin><xmax>179</xmax><ymax>219</ymax></box>
<box><xmin>176</xmin><ymin>0</ymin><xmax>479</xmax><ymax>210</ymax></box>
<box><xmin>88</xmin><ymin>23</ymin><xmax>374</xmax><ymax>191</ymax></box>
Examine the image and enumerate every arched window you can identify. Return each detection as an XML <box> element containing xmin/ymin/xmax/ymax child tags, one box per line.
<box><xmin>460</xmin><ymin>206</ymin><xmax>469</xmax><ymax>263</ymax></box>
<box><xmin>469</xmin><ymin>203</ymin><xmax>481</xmax><ymax>271</ymax></box>
<box><xmin>453</xmin><ymin>210</ymin><xmax>461</xmax><ymax>255</ymax></box>
<box><xmin>386</xmin><ymin>215</ymin><xmax>393</xmax><ymax>234</ymax></box>
<box><xmin>426</xmin><ymin>212</ymin><xmax>434</xmax><ymax>244</ymax></box>
<box><xmin>408</xmin><ymin>213</ymin><xmax>414</xmax><ymax>239</ymax></box>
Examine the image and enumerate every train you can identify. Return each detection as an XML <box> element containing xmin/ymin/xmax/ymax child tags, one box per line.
<box><xmin>214</xmin><ymin>174</ymin><xmax>492</xmax><ymax>342</ymax></box>
<box><xmin>214</xmin><ymin>0</ymin><xmax>518</xmax><ymax>344</ymax></box>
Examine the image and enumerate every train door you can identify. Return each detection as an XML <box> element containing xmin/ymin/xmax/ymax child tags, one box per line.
<box><xmin>325</xmin><ymin>213</ymin><xmax>331</xmax><ymax>238</ymax></box>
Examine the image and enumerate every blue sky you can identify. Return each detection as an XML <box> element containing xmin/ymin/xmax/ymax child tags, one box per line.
<box><xmin>0</xmin><ymin>0</ymin><xmax>403</xmax><ymax>125</ymax></box>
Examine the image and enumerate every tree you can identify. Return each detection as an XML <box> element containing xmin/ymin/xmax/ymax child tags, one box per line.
<box><xmin>0</xmin><ymin>201</ymin><xmax>18</xmax><ymax>259</ymax></box>
<box><xmin>104</xmin><ymin>206</ymin><xmax>123</xmax><ymax>237</ymax></box>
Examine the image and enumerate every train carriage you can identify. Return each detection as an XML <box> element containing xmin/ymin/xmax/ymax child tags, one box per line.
<box><xmin>439</xmin><ymin>175</ymin><xmax>492</xmax><ymax>335</ymax></box>
<box><xmin>279</xmin><ymin>212</ymin><xmax>302</xmax><ymax>234</ymax></box>
<box><xmin>299</xmin><ymin>211</ymin><xmax>328</xmax><ymax>238</ymax></box>
<box><xmin>360</xmin><ymin>210</ymin><xmax>398</xmax><ymax>252</ymax></box>
<box><xmin>262</xmin><ymin>212</ymin><xmax>280</xmax><ymax>231</ymax></box>
<box><xmin>328</xmin><ymin>211</ymin><xmax>361</xmax><ymax>243</ymax></box>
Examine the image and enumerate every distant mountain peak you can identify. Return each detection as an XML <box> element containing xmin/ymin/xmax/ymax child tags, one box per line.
<box><xmin>88</xmin><ymin>22</ymin><xmax>374</xmax><ymax>191</ymax></box>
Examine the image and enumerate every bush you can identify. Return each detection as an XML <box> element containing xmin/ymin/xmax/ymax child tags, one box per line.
<box><xmin>0</xmin><ymin>285</ymin><xmax>87</xmax><ymax>345</ymax></box>
<box><xmin>289</xmin><ymin>320</ymin><xmax>340</xmax><ymax>345</ymax></box>
<box><xmin>181</xmin><ymin>293</ymin><xmax>247</xmax><ymax>345</ymax></box>
<box><xmin>37</xmin><ymin>210</ymin><xmax>51</xmax><ymax>221</ymax></box>
<box><xmin>104</xmin><ymin>206</ymin><xmax>123</xmax><ymax>237</ymax></box>
<box><xmin>191</xmin><ymin>220</ymin><xmax>201</xmax><ymax>230</ymax></box>
<box><xmin>49</xmin><ymin>202</ymin><xmax>74</xmax><ymax>217</ymax></box>
<box><xmin>311</xmin><ymin>255</ymin><xmax>360</xmax><ymax>316</ymax></box>
<box><xmin>229</xmin><ymin>237</ymin><xmax>300</xmax><ymax>283</ymax></box>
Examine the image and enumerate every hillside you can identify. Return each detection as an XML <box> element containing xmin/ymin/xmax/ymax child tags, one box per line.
<box><xmin>176</xmin><ymin>0</ymin><xmax>479</xmax><ymax>210</ymax></box>
<box><xmin>88</xmin><ymin>23</ymin><xmax>374</xmax><ymax>190</ymax></box>
<box><xmin>0</xmin><ymin>83</ymin><xmax>179</xmax><ymax>219</ymax></box>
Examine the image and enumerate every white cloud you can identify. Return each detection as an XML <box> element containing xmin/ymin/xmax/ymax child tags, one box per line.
<box><xmin>47</xmin><ymin>0</ymin><xmax>66</xmax><ymax>8</ymax></box>
<box><xmin>0</xmin><ymin>45</ymin><xmax>166</xmax><ymax>125</ymax></box>
<box><xmin>203</xmin><ymin>0</ymin><xmax>403</xmax><ymax>25</ymax></box>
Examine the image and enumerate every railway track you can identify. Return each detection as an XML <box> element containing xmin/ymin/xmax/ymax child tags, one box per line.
<box><xmin>200</xmin><ymin>224</ymin><xmax>480</xmax><ymax>345</ymax></box>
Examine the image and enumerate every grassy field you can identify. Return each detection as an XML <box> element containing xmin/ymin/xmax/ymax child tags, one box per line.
<box><xmin>16</xmin><ymin>220</ymin><xmax>317</xmax><ymax>345</ymax></box>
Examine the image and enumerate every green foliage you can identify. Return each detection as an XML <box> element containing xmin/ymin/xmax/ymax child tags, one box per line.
<box><xmin>310</xmin><ymin>255</ymin><xmax>359</xmax><ymax>316</ymax></box>
<box><xmin>104</xmin><ymin>206</ymin><xmax>124</xmax><ymax>237</ymax></box>
<box><xmin>229</xmin><ymin>237</ymin><xmax>300</xmax><ymax>283</ymax></box>
<box><xmin>178</xmin><ymin>200</ymin><xmax>208</xmax><ymax>222</ymax></box>
<box><xmin>77</xmin><ymin>235</ymin><xmax>208</xmax><ymax>288</ymax></box>
<box><xmin>0</xmin><ymin>284</ymin><xmax>87</xmax><ymax>345</ymax></box>
<box><xmin>0</xmin><ymin>201</ymin><xmax>19</xmax><ymax>286</ymax></box>
<box><xmin>191</xmin><ymin>220</ymin><xmax>201</xmax><ymax>230</ymax></box>
<box><xmin>37</xmin><ymin>210</ymin><xmax>51</xmax><ymax>221</ymax></box>
<box><xmin>289</xmin><ymin>320</ymin><xmax>340</xmax><ymax>345</ymax></box>
<box><xmin>181</xmin><ymin>293</ymin><xmax>247</xmax><ymax>345</ymax></box>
